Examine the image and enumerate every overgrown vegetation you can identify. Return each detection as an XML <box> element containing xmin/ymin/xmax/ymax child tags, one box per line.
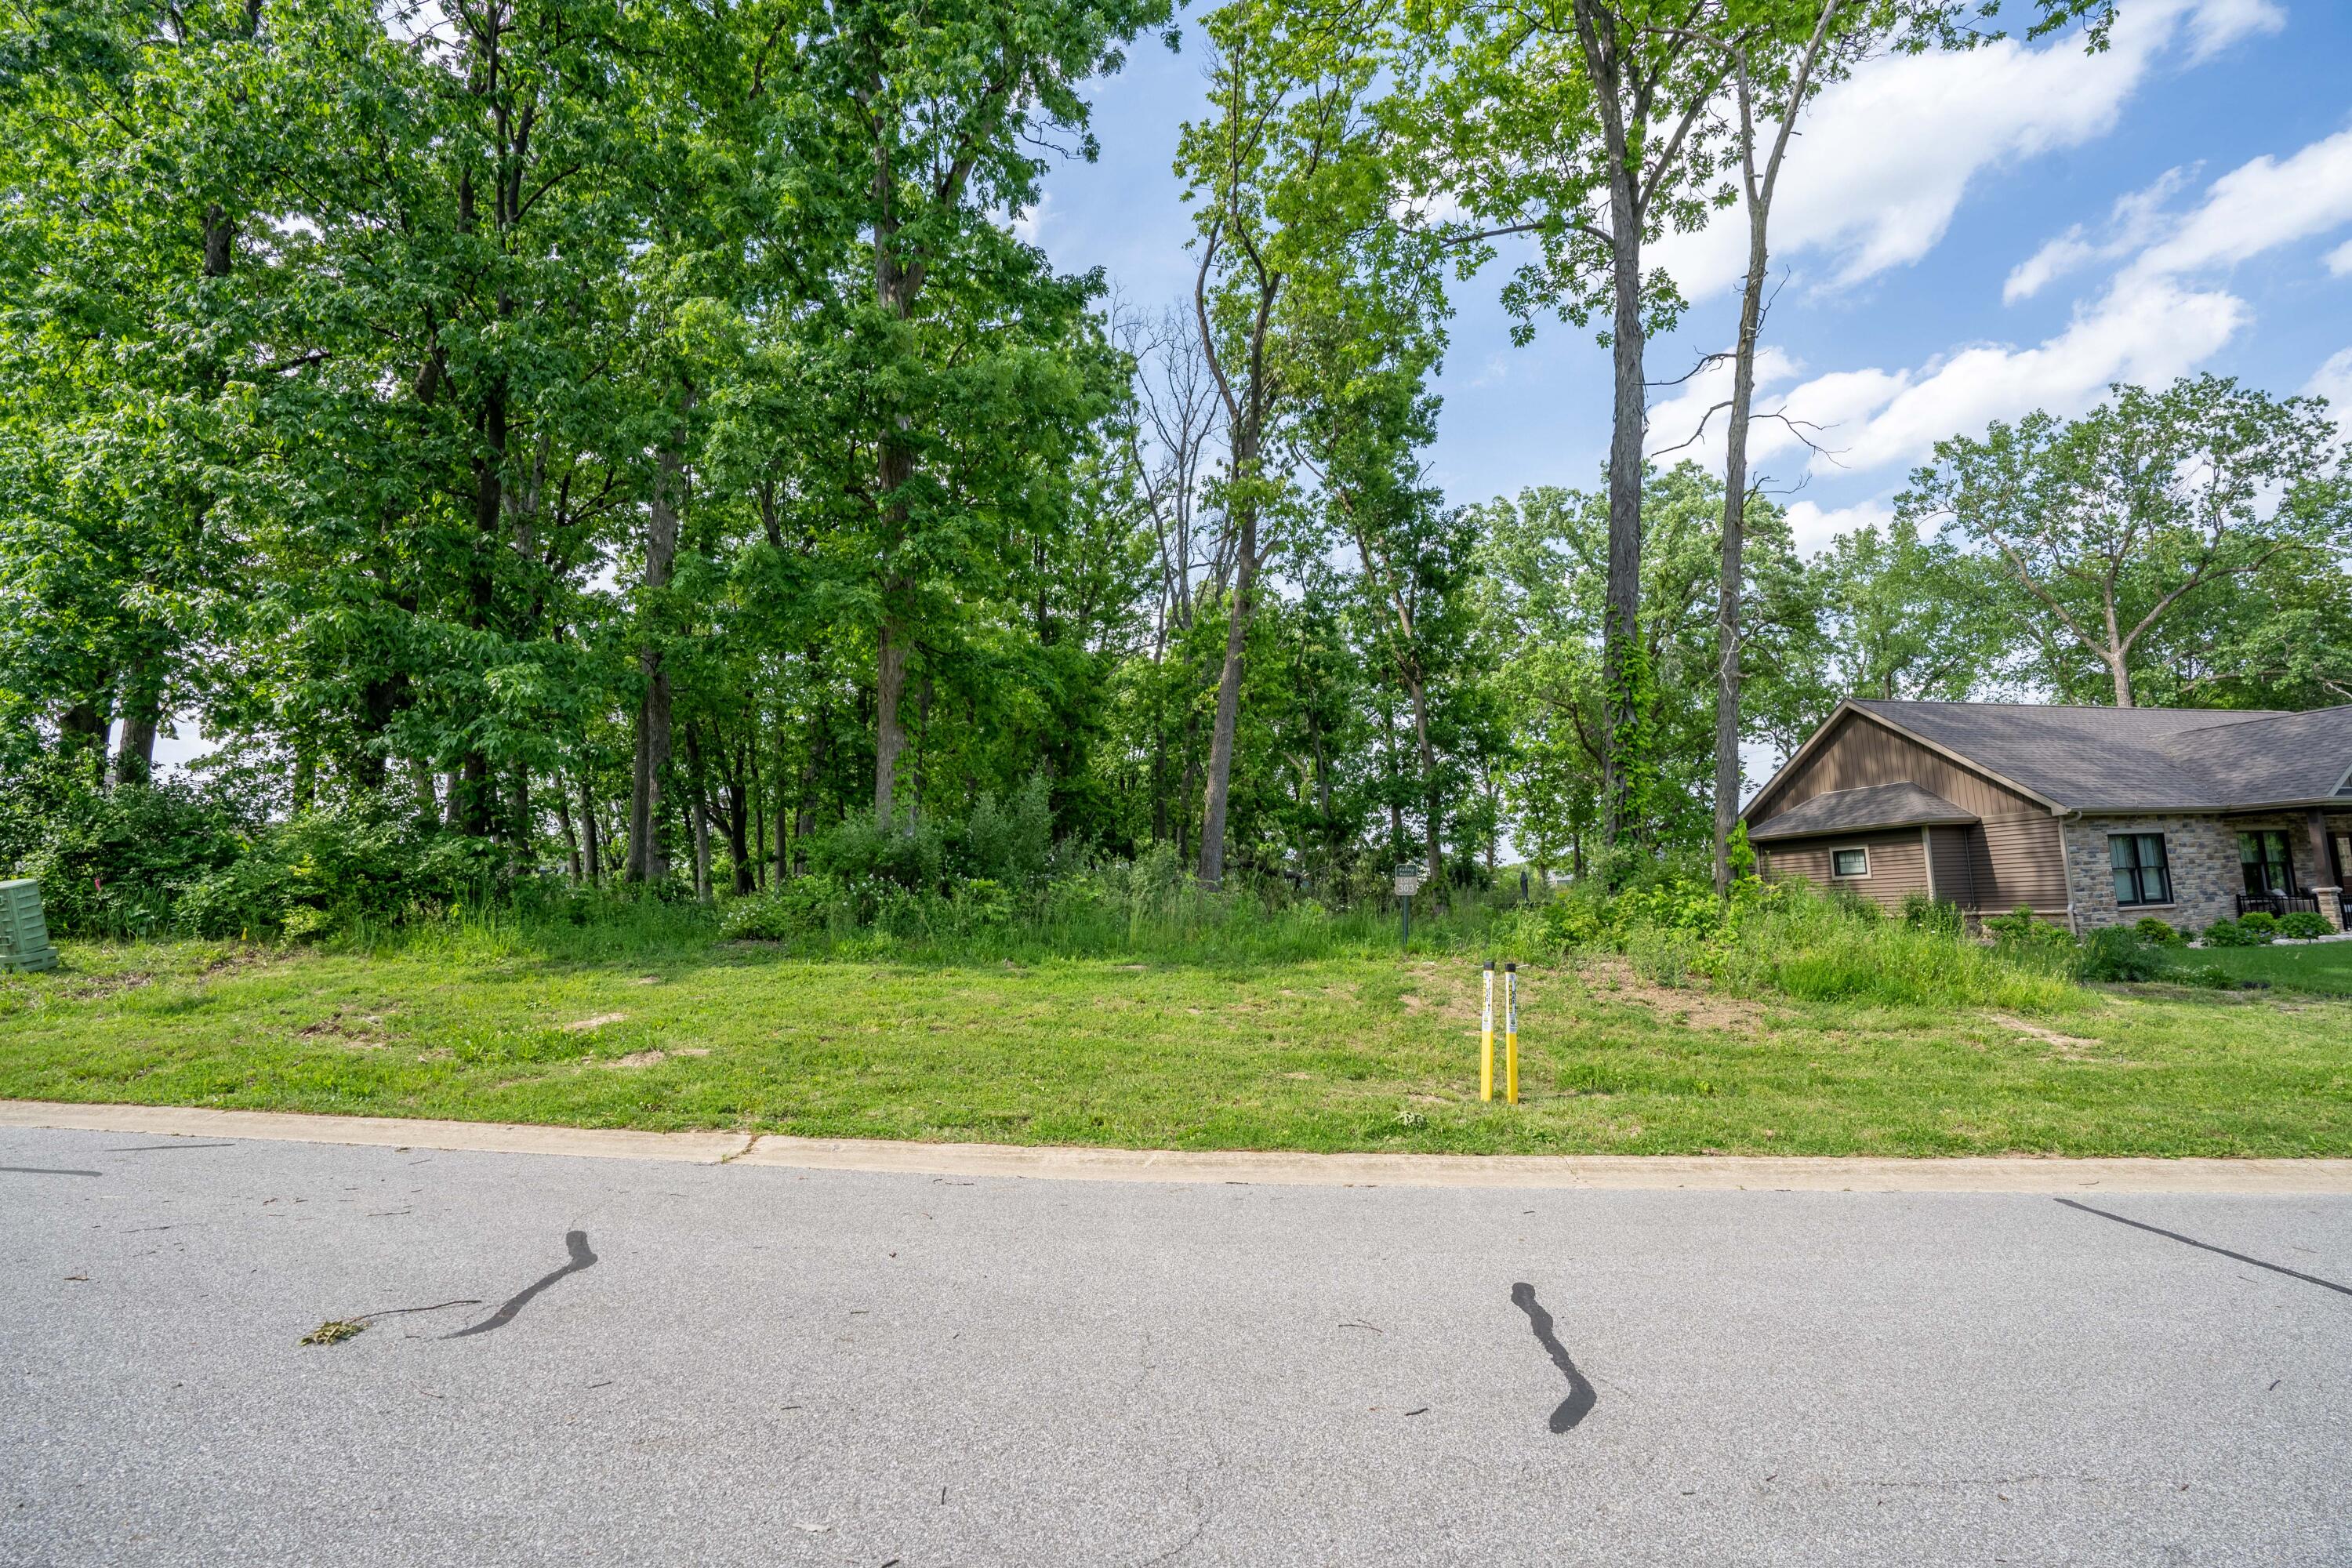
<box><xmin>6</xmin><ymin>913</ymin><xmax>2350</xmax><ymax>1156</ymax></box>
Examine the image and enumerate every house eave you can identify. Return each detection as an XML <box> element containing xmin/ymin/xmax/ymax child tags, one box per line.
<box><xmin>1748</xmin><ymin>814</ymin><xmax>1976</xmax><ymax>844</ymax></box>
<box><xmin>1744</xmin><ymin>700</ymin><xmax>2067</xmax><ymax>826</ymax></box>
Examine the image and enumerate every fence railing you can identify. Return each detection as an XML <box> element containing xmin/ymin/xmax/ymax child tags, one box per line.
<box><xmin>2236</xmin><ymin>891</ymin><xmax>2321</xmax><ymax>918</ymax></box>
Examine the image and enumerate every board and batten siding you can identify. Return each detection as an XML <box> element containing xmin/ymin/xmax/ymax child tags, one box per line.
<box><xmin>1751</xmin><ymin>709</ymin><xmax>2071</xmax><ymax>916</ymax></box>
<box><xmin>1751</xmin><ymin>709</ymin><xmax>2048</xmax><ymax>825</ymax></box>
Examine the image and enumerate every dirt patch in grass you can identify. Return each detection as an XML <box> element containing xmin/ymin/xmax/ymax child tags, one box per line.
<box><xmin>1984</xmin><ymin>1013</ymin><xmax>2103</xmax><ymax>1056</ymax></box>
<box><xmin>1581</xmin><ymin>958</ymin><xmax>1765</xmax><ymax>1034</ymax></box>
<box><xmin>602</xmin><ymin>1047</ymin><xmax>712</xmax><ymax>1069</ymax></box>
<box><xmin>297</xmin><ymin>1009</ymin><xmax>397</xmax><ymax>1049</ymax></box>
<box><xmin>562</xmin><ymin>1012</ymin><xmax>628</xmax><ymax>1033</ymax></box>
<box><xmin>54</xmin><ymin>970</ymin><xmax>156</xmax><ymax>1001</ymax></box>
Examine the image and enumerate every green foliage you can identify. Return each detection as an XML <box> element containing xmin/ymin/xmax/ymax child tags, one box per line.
<box><xmin>2277</xmin><ymin>911</ymin><xmax>2332</xmax><ymax>941</ymax></box>
<box><xmin>1900</xmin><ymin>892</ymin><xmax>1965</xmax><ymax>937</ymax></box>
<box><xmin>2134</xmin><ymin>916</ymin><xmax>2185</xmax><ymax>947</ymax></box>
<box><xmin>2199</xmin><ymin>918</ymin><xmax>2252</xmax><ymax>947</ymax></box>
<box><xmin>2236</xmin><ymin>911</ymin><xmax>2281</xmax><ymax>942</ymax></box>
<box><xmin>2078</xmin><ymin>926</ymin><xmax>2172</xmax><ymax>983</ymax></box>
<box><xmin>1985</xmin><ymin>906</ymin><xmax>2077</xmax><ymax>952</ymax></box>
<box><xmin>1900</xmin><ymin>376</ymin><xmax>2352</xmax><ymax>707</ymax></box>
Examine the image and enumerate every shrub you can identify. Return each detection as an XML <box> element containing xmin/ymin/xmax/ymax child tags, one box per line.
<box><xmin>2198</xmin><ymin>918</ymin><xmax>2245</xmax><ymax>947</ymax></box>
<box><xmin>808</xmin><ymin>816</ymin><xmax>949</xmax><ymax>894</ymax></box>
<box><xmin>1900</xmin><ymin>892</ymin><xmax>1965</xmax><ymax>936</ymax></box>
<box><xmin>2277</xmin><ymin>910</ymin><xmax>2332</xmax><ymax>941</ymax></box>
<box><xmin>1985</xmin><ymin>905</ymin><xmax>2076</xmax><ymax>952</ymax></box>
<box><xmin>2078</xmin><ymin>926</ymin><xmax>2170</xmax><ymax>982</ymax></box>
<box><xmin>719</xmin><ymin>876</ymin><xmax>848</xmax><ymax>941</ymax></box>
<box><xmin>2132</xmin><ymin>916</ymin><xmax>2184</xmax><ymax>947</ymax></box>
<box><xmin>956</xmin><ymin>773</ymin><xmax>1054</xmax><ymax>891</ymax></box>
<box><xmin>2236</xmin><ymin>911</ymin><xmax>2280</xmax><ymax>943</ymax></box>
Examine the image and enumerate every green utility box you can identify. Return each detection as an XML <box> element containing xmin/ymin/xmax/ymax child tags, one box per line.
<box><xmin>0</xmin><ymin>878</ymin><xmax>59</xmax><ymax>972</ymax></box>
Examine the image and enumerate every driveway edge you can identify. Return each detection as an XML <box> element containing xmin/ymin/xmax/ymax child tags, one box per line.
<box><xmin>5</xmin><ymin>1101</ymin><xmax>2350</xmax><ymax>1191</ymax></box>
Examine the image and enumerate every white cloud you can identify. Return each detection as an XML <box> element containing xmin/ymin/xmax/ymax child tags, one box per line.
<box><xmin>2123</xmin><ymin>125</ymin><xmax>2352</xmax><ymax>281</ymax></box>
<box><xmin>2307</xmin><ymin>347</ymin><xmax>2352</xmax><ymax>413</ymax></box>
<box><xmin>1642</xmin><ymin>346</ymin><xmax>1803</xmax><ymax>469</ymax></box>
<box><xmin>2328</xmin><ymin>238</ymin><xmax>2352</xmax><ymax>278</ymax></box>
<box><xmin>2182</xmin><ymin>0</ymin><xmax>2287</xmax><ymax>60</ymax></box>
<box><xmin>1764</xmin><ymin>274</ymin><xmax>2247</xmax><ymax>478</ymax></box>
<box><xmin>1011</xmin><ymin>192</ymin><xmax>1054</xmax><ymax>244</ymax></box>
<box><xmin>1652</xmin><ymin>0</ymin><xmax>2280</xmax><ymax>300</ymax></box>
<box><xmin>2004</xmin><ymin>166</ymin><xmax>2196</xmax><ymax>303</ymax></box>
<box><xmin>1781</xmin><ymin>498</ymin><xmax>1894</xmax><ymax>558</ymax></box>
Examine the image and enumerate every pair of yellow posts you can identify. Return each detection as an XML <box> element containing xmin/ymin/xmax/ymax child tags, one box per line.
<box><xmin>1480</xmin><ymin>960</ymin><xmax>1519</xmax><ymax>1105</ymax></box>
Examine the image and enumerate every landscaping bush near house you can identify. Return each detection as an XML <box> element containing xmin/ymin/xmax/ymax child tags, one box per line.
<box><xmin>1984</xmin><ymin>905</ymin><xmax>2078</xmax><ymax>953</ymax></box>
<box><xmin>2078</xmin><ymin>926</ymin><xmax>2174</xmax><ymax>983</ymax></box>
<box><xmin>2134</xmin><ymin>916</ymin><xmax>2185</xmax><ymax>947</ymax></box>
<box><xmin>2278</xmin><ymin>911</ymin><xmax>2332</xmax><ymax>941</ymax></box>
<box><xmin>2238</xmin><ymin>911</ymin><xmax>2281</xmax><ymax>943</ymax></box>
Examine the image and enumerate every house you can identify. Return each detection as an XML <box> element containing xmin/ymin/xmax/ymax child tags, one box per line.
<box><xmin>1741</xmin><ymin>700</ymin><xmax>2352</xmax><ymax>935</ymax></box>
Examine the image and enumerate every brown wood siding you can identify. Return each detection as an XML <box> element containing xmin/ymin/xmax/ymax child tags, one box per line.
<box><xmin>1926</xmin><ymin>825</ymin><xmax>1976</xmax><ymax>906</ymax></box>
<box><xmin>1971</xmin><ymin>814</ymin><xmax>2068</xmax><ymax>914</ymax></box>
<box><xmin>1759</xmin><ymin>828</ymin><xmax>1929</xmax><ymax>910</ymax></box>
<box><xmin>1751</xmin><ymin>710</ymin><xmax>2048</xmax><ymax>827</ymax></box>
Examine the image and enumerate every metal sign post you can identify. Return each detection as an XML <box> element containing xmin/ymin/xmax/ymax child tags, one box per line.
<box><xmin>1393</xmin><ymin>867</ymin><xmax>1421</xmax><ymax>953</ymax></box>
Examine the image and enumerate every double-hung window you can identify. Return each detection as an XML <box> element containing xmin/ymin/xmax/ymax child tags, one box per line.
<box><xmin>1831</xmin><ymin>848</ymin><xmax>1869</xmax><ymax>878</ymax></box>
<box><xmin>2239</xmin><ymin>830</ymin><xmax>2295</xmax><ymax>896</ymax></box>
<box><xmin>2109</xmin><ymin>833</ymin><xmax>2171</xmax><ymax>907</ymax></box>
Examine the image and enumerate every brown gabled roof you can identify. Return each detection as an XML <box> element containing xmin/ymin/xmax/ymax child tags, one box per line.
<box><xmin>1848</xmin><ymin>700</ymin><xmax>2352</xmax><ymax>811</ymax></box>
<box><xmin>1746</xmin><ymin>782</ymin><xmax>1976</xmax><ymax>843</ymax></box>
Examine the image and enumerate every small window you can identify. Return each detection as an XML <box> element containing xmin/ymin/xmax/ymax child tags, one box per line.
<box><xmin>1831</xmin><ymin>847</ymin><xmax>1869</xmax><ymax>878</ymax></box>
<box><xmin>2110</xmin><ymin>833</ymin><xmax>2172</xmax><ymax>906</ymax></box>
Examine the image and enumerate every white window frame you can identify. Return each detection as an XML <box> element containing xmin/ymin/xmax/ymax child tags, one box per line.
<box><xmin>1831</xmin><ymin>846</ymin><xmax>1870</xmax><ymax>879</ymax></box>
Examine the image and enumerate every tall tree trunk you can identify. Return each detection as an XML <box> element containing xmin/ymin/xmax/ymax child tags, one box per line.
<box><xmin>1410</xmin><ymin>674</ymin><xmax>1443</xmax><ymax>906</ymax></box>
<box><xmin>1712</xmin><ymin>8</ymin><xmax>1840</xmax><ymax>898</ymax></box>
<box><xmin>725</xmin><ymin>775</ymin><xmax>753</xmax><ymax>895</ymax></box>
<box><xmin>1600</xmin><ymin>204</ymin><xmax>1645</xmax><ymax>865</ymax></box>
<box><xmin>555</xmin><ymin>791</ymin><xmax>583</xmax><ymax>884</ymax></box>
<box><xmin>1713</xmin><ymin>221</ymin><xmax>1766</xmax><ymax>899</ymax></box>
<box><xmin>112</xmin><ymin>658</ymin><xmax>163</xmax><ymax>789</ymax></box>
<box><xmin>579</xmin><ymin>773</ymin><xmax>602</xmax><ymax>886</ymax></box>
<box><xmin>508</xmin><ymin>765</ymin><xmax>532</xmax><ymax>863</ymax></box>
<box><xmin>60</xmin><ymin>686</ymin><xmax>110</xmax><ymax>787</ymax></box>
<box><xmin>627</xmin><ymin>430</ymin><xmax>685</xmax><ymax>883</ymax></box>
<box><xmin>873</xmin><ymin>613</ymin><xmax>908</xmax><ymax>825</ymax></box>
<box><xmin>1196</xmin><ymin>541</ymin><xmax>1253</xmax><ymax>887</ymax></box>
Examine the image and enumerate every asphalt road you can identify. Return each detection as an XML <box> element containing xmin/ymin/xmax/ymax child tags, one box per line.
<box><xmin>2</xmin><ymin>1127</ymin><xmax>2348</xmax><ymax>1568</ymax></box>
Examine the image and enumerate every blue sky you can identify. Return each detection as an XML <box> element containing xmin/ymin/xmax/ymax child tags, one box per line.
<box><xmin>1033</xmin><ymin>0</ymin><xmax>2352</xmax><ymax>555</ymax></box>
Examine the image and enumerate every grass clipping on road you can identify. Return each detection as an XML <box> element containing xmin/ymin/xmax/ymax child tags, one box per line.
<box><xmin>1</xmin><ymin>930</ymin><xmax>2348</xmax><ymax>1158</ymax></box>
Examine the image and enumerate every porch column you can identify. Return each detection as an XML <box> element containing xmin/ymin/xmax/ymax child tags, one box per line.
<box><xmin>2307</xmin><ymin>808</ymin><xmax>2343</xmax><ymax>932</ymax></box>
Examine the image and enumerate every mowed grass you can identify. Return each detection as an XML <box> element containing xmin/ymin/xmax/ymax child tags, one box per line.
<box><xmin>3</xmin><ymin>927</ymin><xmax>2350</xmax><ymax>1157</ymax></box>
<box><xmin>2188</xmin><ymin>940</ymin><xmax>2352</xmax><ymax>996</ymax></box>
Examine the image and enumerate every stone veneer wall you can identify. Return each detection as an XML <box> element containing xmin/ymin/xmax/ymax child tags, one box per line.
<box><xmin>2062</xmin><ymin>813</ymin><xmax>2340</xmax><ymax>935</ymax></box>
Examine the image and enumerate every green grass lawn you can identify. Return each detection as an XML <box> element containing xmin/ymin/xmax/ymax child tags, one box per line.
<box><xmin>4</xmin><ymin>927</ymin><xmax>2349</xmax><ymax>1158</ymax></box>
<box><xmin>2187</xmin><ymin>939</ymin><xmax>2352</xmax><ymax>996</ymax></box>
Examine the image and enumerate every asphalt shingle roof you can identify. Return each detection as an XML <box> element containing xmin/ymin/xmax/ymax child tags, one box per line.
<box><xmin>1849</xmin><ymin>700</ymin><xmax>2352</xmax><ymax>811</ymax></box>
<box><xmin>1746</xmin><ymin>782</ymin><xmax>1977</xmax><ymax>842</ymax></box>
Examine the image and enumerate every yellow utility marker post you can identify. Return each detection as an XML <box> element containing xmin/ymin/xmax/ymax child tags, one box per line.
<box><xmin>1504</xmin><ymin>962</ymin><xmax>1520</xmax><ymax>1106</ymax></box>
<box><xmin>1480</xmin><ymin>960</ymin><xmax>1496</xmax><ymax>1102</ymax></box>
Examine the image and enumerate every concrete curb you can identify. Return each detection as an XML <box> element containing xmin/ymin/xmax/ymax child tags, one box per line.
<box><xmin>6</xmin><ymin>1101</ymin><xmax>2352</xmax><ymax>1192</ymax></box>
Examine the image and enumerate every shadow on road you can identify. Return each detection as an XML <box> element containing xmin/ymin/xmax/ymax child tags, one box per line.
<box><xmin>1509</xmin><ymin>1282</ymin><xmax>1596</xmax><ymax>1433</ymax></box>
<box><xmin>447</xmin><ymin>1229</ymin><xmax>600</xmax><ymax>1339</ymax></box>
<box><xmin>2054</xmin><ymin>1200</ymin><xmax>2352</xmax><ymax>1298</ymax></box>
